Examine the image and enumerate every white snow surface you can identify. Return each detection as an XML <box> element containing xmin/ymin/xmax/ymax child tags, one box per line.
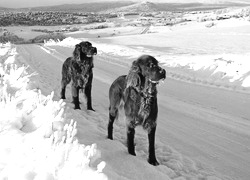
<box><xmin>0</xmin><ymin>42</ymin><xmax>223</xmax><ymax>180</ymax></box>
<box><xmin>1</xmin><ymin>18</ymin><xmax>250</xmax><ymax>180</ymax></box>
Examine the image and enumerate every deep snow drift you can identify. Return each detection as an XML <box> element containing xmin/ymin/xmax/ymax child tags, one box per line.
<box><xmin>0</xmin><ymin>43</ymin><xmax>107</xmax><ymax>180</ymax></box>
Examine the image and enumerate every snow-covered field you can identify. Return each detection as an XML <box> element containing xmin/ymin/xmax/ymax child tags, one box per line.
<box><xmin>1</xmin><ymin>17</ymin><xmax>250</xmax><ymax>180</ymax></box>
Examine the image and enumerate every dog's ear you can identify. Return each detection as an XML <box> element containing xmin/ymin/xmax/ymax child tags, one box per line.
<box><xmin>126</xmin><ymin>60</ymin><xmax>142</xmax><ymax>91</ymax></box>
<box><xmin>73</xmin><ymin>44</ymin><xmax>81</xmax><ymax>60</ymax></box>
<box><xmin>131</xmin><ymin>60</ymin><xmax>141</xmax><ymax>73</ymax></box>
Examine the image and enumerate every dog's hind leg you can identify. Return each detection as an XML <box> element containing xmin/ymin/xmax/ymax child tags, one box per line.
<box><xmin>60</xmin><ymin>60</ymin><xmax>71</xmax><ymax>99</ymax></box>
<box><xmin>60</xmin><ymin>88</ymin><xmax>66</xmax><ymax>99</ymax></box>
<box><xmin>147</xmin><ymin>126</ymin><xmax>159</xmax><ymax>166</ymax></box>
<box><xmin>107</xmin><ymin>107</ymin><xmax>118</xmax><ymax>140</ymax></box>
<box><xmin>60</xmin><ymin>82</ymin><xmax>67</xmax><ymax>99</ymax></box>
<box><xmin>108</xmin><ymin>78</ymin><xmax>124</xmax><ymax>139</ymax></box>
<box><xmin>60</xmin><ymin>78</ymin><xmax>68</xmax><ymax>99</ymax></box>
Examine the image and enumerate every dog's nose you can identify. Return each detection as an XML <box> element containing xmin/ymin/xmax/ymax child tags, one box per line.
<box><xmin>160</xmin><ymin>68</ymin><xmax>166</xmax><ymax>78</ymax></box>
<box><xmin>92</xmin><ymin>47</ymin><xmax>97</xmax><ymax>54</ymax></box>
<box><xmin>159</xmin><ymin>67</ymin><xmax>165</xmax><ymax>74</ymax></box>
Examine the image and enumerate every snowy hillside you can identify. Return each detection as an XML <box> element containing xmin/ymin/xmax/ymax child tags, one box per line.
<box><xmin>1</xmin><ymin>15</ymin><xmax>250</xmax><ymax>180</ymax></box>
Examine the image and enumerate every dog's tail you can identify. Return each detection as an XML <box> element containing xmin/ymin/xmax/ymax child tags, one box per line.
<box><xmin>107</xmin><ymin>75</ymin><xmax>126</xmax><ymax>139</ymax></box>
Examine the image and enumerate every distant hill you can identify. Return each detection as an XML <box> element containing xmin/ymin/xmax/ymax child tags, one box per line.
<box><xmin>0</xmin><ymin>1</ymin><xmax>135</xmax><ymax>13</ymax></box>
<box><xmin>154</xmin><ymin>2</ymin><xmax>250</xmax><ymax>11</ymax></box>
<box><xmin>103</xmin><ymin>1</ymin><xmax>157</xmax><ymax>13</ymax></box>
<box><xmin>1</xmin><ymin>1</ymin><xmax>250</xmax><ymax>13</ymax></box>
<box><xmin>101</xmin><ymin>1</ymin><xmax>250</xmax><ymax>14</ymax></box>
<box><xmin>0</xmin><ymin>7</ymin><xmax>14</xmax><ymax>12</ymax></box>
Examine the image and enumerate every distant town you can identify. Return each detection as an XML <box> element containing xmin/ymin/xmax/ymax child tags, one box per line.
<box><xmin>0</xmin><ymin>11</ymin><xmax>109</xmax><ymax>26</ymax></box>
<box><xmin>1</xmin><ymin>0</ymin><xmax>250</xmax><ymax>27</ymax></box>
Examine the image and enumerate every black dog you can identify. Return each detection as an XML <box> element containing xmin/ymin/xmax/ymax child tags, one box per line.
<box><xmin>108</xmin><ymin>55</ymin><xmax>166</xmax><ymax>165</ymax></box>
<box><xmin>60</xmin><ymin>41</ymin><xmax>97</xmax><ymax>111</ymax></box>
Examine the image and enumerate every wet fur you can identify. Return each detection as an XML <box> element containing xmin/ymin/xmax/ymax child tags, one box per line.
<box><xmin>107</xmin><ymin>55</ymin><xmax>166</xmax><ymax>166</ymax></box>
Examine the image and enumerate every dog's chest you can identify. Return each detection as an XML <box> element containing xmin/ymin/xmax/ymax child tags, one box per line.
<box><xmin>129</xmin><ymin>88</ymin><xmax>156</xmax><ymax>130</ymax></box>
<box><xmin>70</xmin><ymin>61</ymin><xmax>91</xmax><ymax>87</ymax></box>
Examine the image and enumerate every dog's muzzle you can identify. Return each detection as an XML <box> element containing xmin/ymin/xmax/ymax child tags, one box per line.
<box><xmin>149</xmin><ymin>67</ymin><xmax>166</xmax><ymax>84</ymax></box>
<box><xmin>92</xmin><ymin>47</ymin><xmax>97</xmax><ymax>55</ymax></box>
<box><xmin>86</xmin><ymin>47</ymin><xmax>97</xmax><ymax>57</ymax></box>
<box><xmin>160</xmin><ymin>68</ymin><xmax>166</xmax><ymax>79</ymax></box>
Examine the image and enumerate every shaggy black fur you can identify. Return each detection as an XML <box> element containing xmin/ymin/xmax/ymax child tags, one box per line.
<box><xmin>108</xmin><ymin>55</ymin><xmax>166</xmax><ymax>166</ymax></box>
<box><xmin>60</xmin><ymin>41</ymin><xmax>97</xmax><ymax>111</ymax></box>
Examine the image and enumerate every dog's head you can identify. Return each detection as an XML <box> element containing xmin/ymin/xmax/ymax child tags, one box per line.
<box><xmin>73</xmin><ymin>41</ymin><xmax>97</xmax><ymax>60</ymax></box>
<box><xmin>127</xmin><ymin>55</ymin><xmax>166</xmax><ymax>91</ymax></box>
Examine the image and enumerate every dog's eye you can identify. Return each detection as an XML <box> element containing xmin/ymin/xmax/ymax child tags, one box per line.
<box><xmin>149</xmin><ymin>63</ymin><xmax>155</xmax><ymax>68</ymax></box>
<box><xmin>86</xmin><ymin>43</ymin><xmax>92</xmax><ymax>47</ymax></box>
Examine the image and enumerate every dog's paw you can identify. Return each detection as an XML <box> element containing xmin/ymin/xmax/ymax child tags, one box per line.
<box><xmin>107</xmin><ymin>135</ymin><xmax>113</xmax><ymax>140</ymax></box>
<box><xmin>128</xmin><ymin>151</ymin><xmax>136</xmax><ymax>156</ymax></box>
<box><xmin>87</xmin><ymin>107</ymin><xmax>95</xmax><ymax>111</ymax></box>
<box><xmin>74</xmin><ymin>106</ymin><xmax>81</xmax><ymax>110</ymax></box>
<box><xmin>148</xmin><ymin>158</ymin><xmax>159</xmax><ymax>166</ymax></box>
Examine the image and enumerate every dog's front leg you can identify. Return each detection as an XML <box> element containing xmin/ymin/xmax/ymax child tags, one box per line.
<box><xmin>147</xmin><ymin>126</ymin><xmax>159</xmax><ymax>166</ymax></box>
<box><xmin>85</xmin><ymin>73</ymin><xmax>95</xmax><ymax>111</ymax></box>
<box><xmin>127</xmin><ymin>125</ymin><xmax>136</xmax><ymax>156</ymax></box>
<box><xmin>72</xmin><ymin>85</ymin><xmax>80</xmax><ymax>109</ymax></box>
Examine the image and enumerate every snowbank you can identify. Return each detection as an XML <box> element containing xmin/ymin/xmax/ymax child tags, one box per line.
<box><xmin>0</xmin><ymin>42</ymin><xmax>11</xmax><ymax>56</ymax></box>
<box><xmin>44</xmin><ymin>37</ymin><xmax>250</xmax><ymax>89</ymax></box>
<box><xmin>161</xmin><ymin>54</ymin><xmax>250</xmax><ymax>88</ymax></box>
<box><xmin>44</xmin><ymin>37</ymin><xmax>81</xmax><ymax>48</ymax></box>
<box><xmin>0</xmin><ymin>43</ymin><xmax>107</xmax><ymax>180</ymax></box>
<box><xmin>44</xmin><ymin>37</ymin><xmax>142</xmax><ymax>59</ymax></box>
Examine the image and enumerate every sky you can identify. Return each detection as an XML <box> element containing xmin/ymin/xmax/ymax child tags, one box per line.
<box><xmin>1</xmin><ymin>0</ymin><xmax>250</xmax><ymax>8</ymax></box>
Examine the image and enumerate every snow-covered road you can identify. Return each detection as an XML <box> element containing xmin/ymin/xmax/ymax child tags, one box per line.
<box><xmin>15</xmin><ymin>44</ymin><xmax>250</xmax><ymax>180</ymax></box>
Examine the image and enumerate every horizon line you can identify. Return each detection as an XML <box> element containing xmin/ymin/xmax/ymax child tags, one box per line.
<box><xmin>1</xmin><ymin>0</ymin><xmax>250</xmax><ymax>9</ymax></box>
